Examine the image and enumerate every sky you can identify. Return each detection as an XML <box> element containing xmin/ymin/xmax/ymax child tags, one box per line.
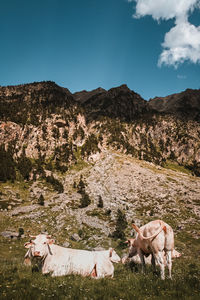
<box><xmin>0</xmin><ymin>0</ymin><xmax>200</xmax><ymax>100</ymax></box>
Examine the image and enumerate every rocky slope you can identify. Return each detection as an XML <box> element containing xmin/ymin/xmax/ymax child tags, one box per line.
<box><xmin>0</xmin><ymin>81</ymin><xmax>200</xmax><ymax>259</ymax></box>
<box><xmin>1</xmin><ymin>151</ymin><xmax>199</xmax><ymax>256</ymax></box>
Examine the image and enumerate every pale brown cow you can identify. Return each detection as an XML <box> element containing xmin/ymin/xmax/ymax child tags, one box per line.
<box><xmin>126</xmin><ymin>220</ymin><xmax>174</xmax><ymax>279</ymax></box>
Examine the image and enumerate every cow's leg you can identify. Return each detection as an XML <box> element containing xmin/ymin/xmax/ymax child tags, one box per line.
<box><xmin>91</xmin><ymin>264</ymin><xmax>98</xmax><ymax>278</ymax></box>
<box><xmin>154</xmin><ymin>251</ymin><xmax>165</xmax><ymax>280</ymax></box>
<box><xmin>165</xmin><ymin>250</ymin><xmax>172</xmax><ymax>279</ymax></box>
<box><xmin>151</xmin><ymin>254</ymin><xmax>156</xmax><ymax>273</ymax></box>
<box><xmin>138</xmin><ymin>249</ymin><xmax>146</xmax><ymax>273</ymax></box>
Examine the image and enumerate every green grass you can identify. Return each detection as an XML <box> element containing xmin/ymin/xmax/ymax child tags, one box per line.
<box><xmin>164</xmin><ymin>160</ymin><xmax>192</xmax><ymax>175</ymax></box>
<box><xmin>0</xmin><ymin>180</ymin><xmax>31</xmax><ymax>203</ymax></box>
<box><xmin>0</xmin><ymin>233</ymin><xmax>200</xmax><ymax>299</ymax></box>
<box><xmin>0</xmin><ymin>253</ymin><xmax>199</xmax><ymax>300</ymax></box>
<box><xmin>0</xmin><ymin>223</ymin><xmax>200</xmax><ymax>300</ymax></box>
<box><xmin>86</xmin><ymin>209</ymin><xmax>112</xmax><ymax>222</ymax></box>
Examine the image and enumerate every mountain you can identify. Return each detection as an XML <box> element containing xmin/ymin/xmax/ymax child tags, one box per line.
<box><xmin>149</xmin><ymin>88</ymin><xmax>200</xmax><ymax>120</ymax></box>
<box><xmin>0</xmin><ymin>81</ymin><xmax>200</xmax><ymax>180</ymax></box>
<box><xmin>74</xmin><ymin>84</ymin><xmax>148</xmax><ymax>121</ymax></box>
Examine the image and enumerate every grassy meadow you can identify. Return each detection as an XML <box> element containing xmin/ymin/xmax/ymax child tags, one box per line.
<box><xmin>0</xmin><ymin>234</ymin><xmax>200</xmax><ymax>300</ymax></box>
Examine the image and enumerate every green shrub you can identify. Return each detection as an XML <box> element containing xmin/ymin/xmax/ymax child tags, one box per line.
<box><xmin>105</xmin><ymin>209</ymin><xmax>111</xmax><ymax>216</ymax></box>
<box><xmin>18</xmin><ymin>227</ymin><xmax>24</xmax><ymax>237</ymax></box>
<box><xmin>46</xmin><ymin>175</ymin><xmax>64</xmax><ymax>193</ymax></box>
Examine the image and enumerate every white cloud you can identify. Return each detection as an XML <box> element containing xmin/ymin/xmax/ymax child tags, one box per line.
<box><xmin>133</xmin><ymin>0</ymin><xmax>198</xmax><ymax>21</ymax></box>
<box><xmin>158</xmin><ymin>22</ymin><xmax>200</xmax><ymax>67</ymax></box>
<box><xmin>128</xmin><ymin>0</ymin><xmax>200</xmax><ymax>67</ymax></box>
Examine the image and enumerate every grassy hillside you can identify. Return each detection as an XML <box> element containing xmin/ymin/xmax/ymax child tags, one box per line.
<box><xmin>0</xmin><ymin>152</ymin><xmax>200</xmax><ymax>299</ymax></box>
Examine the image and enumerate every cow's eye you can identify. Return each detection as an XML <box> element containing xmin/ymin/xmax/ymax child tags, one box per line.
<box><xmin>44</xmin><ymin>242</ymin><xmax>46</xmax><ymax>244</ymax></box>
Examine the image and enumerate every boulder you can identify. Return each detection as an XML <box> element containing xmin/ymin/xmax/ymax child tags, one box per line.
<box><xmin>70</xmin><ymin>233</ymin><xmax>81</xmax><ymax>242</ymax></box>
<box><xmin>1</xmin><ymin>231</ymin><xmax>19</xmax><ymax>239</ymax></box>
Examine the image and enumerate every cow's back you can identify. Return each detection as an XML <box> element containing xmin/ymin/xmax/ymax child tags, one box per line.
<box><xmin>138</xmin><ymin>220</ymin><xmax>174</xmax><ymax>253</ymax></box>
<box><xmin>66</xmin><ymin>249</ymin><xmax>95</xmax><ymax>276</ymax></box>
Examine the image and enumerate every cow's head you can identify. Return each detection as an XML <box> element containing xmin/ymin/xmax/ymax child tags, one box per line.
<box><xmin>24</xmin><ymin>234</ymin><xmax>55</xmax><ymax>258</ymax></box>
<box><xmin>121</xmin><ymin>254</ymin><xmax>129</xmax><ymax>264</ymax></box>
<box><xmin>109</xmin><ymin>248</ymin><xmax>121</xmax><ymax>263</ymax></box>
<box><xmin>125</xmin><ymin>239</ymin><xmax>138</xmax><ymax>257</ymax></box>
<box><xmin>172</xmin><ymin>249</ymin><xmax>182</xmax><ymax>258</ymax></box>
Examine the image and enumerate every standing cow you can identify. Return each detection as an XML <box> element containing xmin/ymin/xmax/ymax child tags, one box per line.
<box><xmin>126</xmin><ymin>220</ymin><xmax>174</xmax><ymax>279</ymax></box>
<box><xmin>24</xmin><ymin>234</ymin><xmax>120</xmax><ymax>278</ymax></box>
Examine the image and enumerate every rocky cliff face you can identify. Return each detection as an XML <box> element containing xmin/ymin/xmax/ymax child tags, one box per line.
<box><xmin>0</xmin><ymin>81</ymin><xmax>200</xmax><ymax>180</ymax></box>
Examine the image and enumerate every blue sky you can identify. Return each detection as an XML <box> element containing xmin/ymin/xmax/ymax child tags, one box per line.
<box><xmin>0</xmin><ymin>0</ymin><xmax>199</xmax><ymax>99</ymax></box>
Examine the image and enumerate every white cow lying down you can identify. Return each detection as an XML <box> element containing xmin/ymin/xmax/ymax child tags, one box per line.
<box><xmin>24</xmin><ymin>234</ymin><xmax>120</xmax><ymax>278</ymax></box>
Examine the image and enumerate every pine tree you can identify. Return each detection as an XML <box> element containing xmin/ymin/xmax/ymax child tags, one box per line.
<box><xmin>97</xmin><ymin>195</ymin><xmax>103</xmax><ymax>208</ymax></box>
<box><xmin>112</xmin><ymin>209</ymin><xmax>128</xmax><ymax>240</ymax></box>
<box><xmin>76</xmin><ymin>175</ymin><xmax>91</xmax><ymax>208</ymax></box>
<box><xmin>0</xmin><ymin>145</ymin><xmax>16</xmax><ymax>182</ymax></box>
<box><xmin>79</xmin><ymin>193</ymin><xmax>91</xmax><ymax>208</ymax></box>
<box><xmin>17</xmin><ymin>154</ymin><xmax>32</xmax><ymax>180</ymax></box>
<box><xmin>77</xmin><ymin>175</ymin><xmax>85</xmax><ymax>194</ymax></box>
<box><xmin>38</xmin><ymin>194</ymin><xmax>45</xmax><ymax>206</ymax></box>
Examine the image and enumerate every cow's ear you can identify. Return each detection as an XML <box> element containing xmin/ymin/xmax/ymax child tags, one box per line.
<box><xmin>24</xmin><ymin>242</ymin><xmax>32</xmax><ymax>248</ymax></box>
<box><xmin>47</xmin><ymin>239</ymin><xmax>55</xmax><ymax>245</ymax></box>
<box><xmin>109</xmin><ymin>248</ymin><xmax>113</xmax><ymax>257</ymax></box>
<box><xmin>125</xmin><ymin>240</ymin><xmax>130</xmax><ymax>246</ymax></box>
<box><xmin>29</xmin><ymin>235</ymin><xmax>36</xmax><ymax>239</ymax></box>
<box><xmin>130</xmin><ymin>239</ymin><xmax>135</xmax><ymax>246</ymax></box>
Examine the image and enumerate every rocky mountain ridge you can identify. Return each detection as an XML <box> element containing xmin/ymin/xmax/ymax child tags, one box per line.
<box><xmin>0</xmin><ymin>81</ymin><xmax>200</xmax><ymax>181</ymax></box>
<box><xmin>149</xmin><ymin>88</ymin><xmax>200</xmax><ymax>120</ymax></box>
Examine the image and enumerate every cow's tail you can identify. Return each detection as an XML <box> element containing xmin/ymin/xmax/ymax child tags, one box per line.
<box><xmin>132</xmin><ymin>220</ymin><xmax>166</xmax><ymax>240</ymax></box>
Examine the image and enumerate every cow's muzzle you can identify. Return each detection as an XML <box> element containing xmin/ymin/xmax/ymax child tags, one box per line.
<box><xmin>34</xmin><ymin>251</ymin><xmax>41</xmax><ymax>257</ymax></box>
